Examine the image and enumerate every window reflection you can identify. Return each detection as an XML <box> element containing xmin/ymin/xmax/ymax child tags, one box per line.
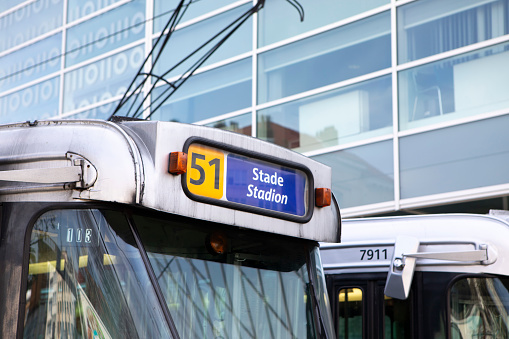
<box><xmin>206</xmin><ymin>113</ymin><xmax>252</xmax><ymax>136</ymax></box>
<box><xmin>0</xmin><ymin>34</ymin><xmax>61</xmax><ymax>93</ymax></box>
<box><xmin>153</xmin><ymin>0</ymin><xmax>236</xmax><ymax>34</ymax></box>
<box><xmin>399</xmin><ymin>115</ymin><xmax>509</xmax><ymax>199</ymax></box>
<box><xmin>150</xmin><ymin>58</ymin><xmax>251</xmax><ymax>123</ymax></box>
<box><xmin>1</xmin><ymin>1</ymin><xmax>25</xmax><ymax>12</ymax></box>
<box><xmin>398</xmin><ymin>0</ymin><xmax>509</xmax><ymax>63</ymax></box>
<box><xmin>67</xmin><ymin>0</ymin><xmax>124</xmax><ymax>23</ymax></box>
<box><xmin>0</xmin><ymin>0</ymin><xmax>63</xmax><ymax>53</ymax></box>
<box><xmin>63</xmin><ymin>45</ymin><xmax>144</xmax><ymax>114</ymax></box>
<box><xmin>151</xmin><ymin>4</ymin><xmax>251</xmax><ymax>79</ymax></box>
<box><xmin>399</xmin><ymin>42</ymin><xmax>509</xmax><ymax>130</ymax></box>
<box><xmin>312</xmin><ymin>249</ymin><xmax>335</xmax><ymax>338</ymax></box>
<box><xmin>258</xmin><ymin>11</ymin><xmax>391</xmax><ymax>104</ymax></box>
<box><xmin>450</xmin><ymin>277</ymin><xmax>509</xmax><ymax>338</ymax></box>
<box><xmin>133</xmin><ymin>214</ymin><xmax>318</xmax><ymax>339</ymax></box>
<box><xmin>65</xmin><ymin>0</ymin><xmax>146</xmax><ymax>67</ymax></box>
<box><xmin>24</xmin><ymin>209</ymin><xmax>170</xmax><ymax>338</ymax></box>
<box><xmin>311</xmin><ymin>140</ymin><xmax>394</xmax><ymax>209</ymax></box>
<box><xmin>257</xmin><ymin>76</ymin><xmax>392</xmax><ymax>153</ymax></box>
<box><xmin>258</xmin><ymin>0</ymin><xmax>389</xmax><ymax>47</ymax></box>
<box><xmin>0</xmin><ymin>76</ymin><xmax>60</xmax><ymax>123</ymax></box>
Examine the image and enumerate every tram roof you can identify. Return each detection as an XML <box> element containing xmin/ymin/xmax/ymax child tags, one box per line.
<box><xmin>321</xmin><ymin>212</ymin><xmax>509</xmax><ymax>276</ymax></box>
<box><xmin>0</xmin><ymin>119</ymin><xmax>340</xmax><ymax>242</ymax></box>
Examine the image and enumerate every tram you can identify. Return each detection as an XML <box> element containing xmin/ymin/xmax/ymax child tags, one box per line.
<box><xmin>320</xmin><ymin>212</ymin><xmax>509</xmax><ymax>339</ymax></box>
<box><xmin>0</xmin><ymin>119</ymin><xmax>341</xmax><ymax>338</ymax></box>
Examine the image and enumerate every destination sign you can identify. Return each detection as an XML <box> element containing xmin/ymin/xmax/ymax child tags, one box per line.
<box><xmin>184</xmin><ymin>141</ymin><xmax>311</xmax><ymax>221</ymax></box>
<box><xmin>226</xmin><ymin>154</ymin><xmax>307</xmax><ymax>216</ymax></box>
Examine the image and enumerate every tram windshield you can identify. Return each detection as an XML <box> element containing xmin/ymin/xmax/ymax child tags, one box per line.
<box><xmin>24</xmin><ymin>208</ymin><xmax>332</xmax><ymax>338</ymax></box>
<box><xmin>450</xmin><ymin>277</ymin><xmax>509</xmax><ymax>339</ymax></box>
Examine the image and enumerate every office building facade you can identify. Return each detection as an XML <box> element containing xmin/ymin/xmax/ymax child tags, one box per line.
<box><xmin>1</xmin><ymin>0</ymin><xmax>509</xmax><ymax>217</ymax></box>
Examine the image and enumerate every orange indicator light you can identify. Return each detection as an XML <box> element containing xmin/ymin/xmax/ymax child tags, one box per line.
<box><xmin>208</xmin><ymin>232</ymin><xmax>227</xmax><ymax>255</ymax></box>
<box><xmin>315</xmin><ymin>188</ymin><xmax>331</xmax><ymax>207</ymax></box>
<box><xmin>169</xmin><ymin>152</ymin><xmax>187</xmax><ymax>175</ymax></box>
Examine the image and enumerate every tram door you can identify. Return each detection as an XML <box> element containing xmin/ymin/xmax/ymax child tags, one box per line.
<box><xmin>326</xmin><ymin>274</ymin><xmax>413</xmax><ymax>339</ymax></box>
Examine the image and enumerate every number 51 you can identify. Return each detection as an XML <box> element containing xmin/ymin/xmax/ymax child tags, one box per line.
<box><xmin>186</xmin><ymin>144</ymin><xmax>224</xmax><ymax>199</ymax></box>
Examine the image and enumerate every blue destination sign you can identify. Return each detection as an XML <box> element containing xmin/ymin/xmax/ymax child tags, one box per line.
<box><xmin>225</xmin><ymin>154</ymin><xmax>308</xmax><ymax>216</ymax></box>
<box><xmin>184</xmin><ymin>141</ymin><xmax>312</xmax><ymax>221</ymax></box>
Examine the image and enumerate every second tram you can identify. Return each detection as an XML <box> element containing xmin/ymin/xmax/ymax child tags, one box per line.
<box><xmin>321</xmin><ymin>212</ymin><xmax>509</xmax><ymax>339</ymax></box>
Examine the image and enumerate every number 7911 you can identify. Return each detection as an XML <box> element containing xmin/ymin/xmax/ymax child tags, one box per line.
<box><xmin>360</xmin><ymin>249</ymin><xmax>387</xmax><ymax>261</ymax></box>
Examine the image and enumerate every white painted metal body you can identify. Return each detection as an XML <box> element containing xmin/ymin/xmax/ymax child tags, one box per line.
<box><xmin>320</xmin><ymin>213</ymin><xmax>509</xmax><ymax>298</ymax></box>
<box><xmin>0</xmin><ymin>119</ymin><xmax>340</xmax><ymax>242</ymax></box>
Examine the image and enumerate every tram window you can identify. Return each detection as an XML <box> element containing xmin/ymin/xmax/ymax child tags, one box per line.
<box><xmin>24</xmin><ymin>209</ymin><xmax>171</xmax><ymax>338</ymax></box>
<box><xmin>384</xmin><ymin>296</ymin><xmax>410</xmax><ymax>339</ymax></box>
<box><xmin>337</xmin><ymin>288</ymin><xmax>363</xmax><ymax>339</ymax></box>
<box><xmin>449</xmin><ymin>277</ymin><xmax>509</xmax><ymax>339</ymax></box>
<box><xmin>132</xmin><ymin>214</ymin><xmax>319</xmax><ymax>339</ymax></box>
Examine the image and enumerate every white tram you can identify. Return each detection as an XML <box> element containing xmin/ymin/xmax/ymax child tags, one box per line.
<box><xmin>0</xmin><ymin>119</ymin><xmax>341</xmax><ymax>338</ymax></box>
<box><xmin>320</xmin><ymin>212</ymin><xmax>509</xmax><ymax>339</ymax></box>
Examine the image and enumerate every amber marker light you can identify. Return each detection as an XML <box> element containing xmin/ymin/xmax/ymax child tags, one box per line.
<box><xmin>208</xmin><ymin>232</ymin><xmax>227</xmax><ymax>255</ymax></box>
<box><xmin>315</xmin><ymin>188</ymin><xmax>331</xmax><ymax>207</ymax></box>
<box><xmin>168</xmin><ymin>152</ymin><xmax>187</xmax><ymax>174</ymax></box>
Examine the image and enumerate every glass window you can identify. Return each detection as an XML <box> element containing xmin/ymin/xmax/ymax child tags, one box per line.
<box><xmin>311</xmin><ymin>140</ymin><xmax>394</xmax><ymax>209</ymax></box>
<box><xmin>399</xmin><ymin>42</ymin><xmax>509</xmax><ymax>131</ymax></box>
<box><xmin>153</xmin><ymin>0</ymin><xmax>236</xmax><ymax>34</ymax></box>
<box><xmin>400</xmin><ymin>115</ymin><xmax>509</xmax><ymax>199</ymax></box>
<box><xmin>150</xmin><ymin>58</ymin><xmax>251</xmax><ymax>123</ymax></box>
<box><xmin>24</xmin><ymin>209</ymin><xmax>171</xmax><ymax>338</ymax></box>
<box><xmin>66</xmin><ymin>0</ymin><xmax>145</xmax><ymax>67</ymax></box>
<box><xmin>384</xmin><ymin>296</ymin><xmax>411</xmax><ymax>338</ymax></box>
<box><xmin>450</xmin><ymin>277</ymin><xmax>509</xmax><ymax>338</ymax></box>
<box><xmin>133</xmin><ymin>213</ymin><xmax>321</xmax><ymax>338</ymax></box>
<box><xmin>398</xmin><ymin>0</ymin><xmax>509</xmax><ymax>63</ymax></box>
<box><xmin>257</xmin><ymin>76</ymin><xmax>392</xmax><ymax>153</ymax></box>
<box><xmin>0</xmin><ymin>76</ymin><xmax>60</xmax><ymax>123</ymax></box>
<box><xmin>337</xmin><ymin>288</ymin><xmax>363</xmax><ymax>338</ymax></box>
<box><xmin>151</xmin><ymin>4</ymin><xmax>252</xmax><ymax>79</ymax></box>
<box><xmin>64</xmin><ymin>100</ymin><xmax>117</xmax><ymax>120</ymax></box>
<box><xmin>312</xmin><ymin>249</ymin><xmax>336</xmax><ymax>338</ymax></box>
<box><xmin>67</xmin><ymin>0</ymin><xmax>124</xmax><ymax>23</ymax></box>
<box><xmin>258</xmin><ymin>11</ymin><xmax>391</xmax><ymax>104</ymax></box>
<box><xmin>0</xmin><ymin>33</ymin><xmax>61</xmax><ymax>93</ymax></box>
<box><xmin>1</xmin><ymin>0</ymin><xmax>25</xmax><ymax>12</ymax></box>
<box><xmin>65</xmin><ymin>94</ymin><xmax>146</xmax><ymax>119</ymax></box>
<box><xmin>258</xmin><ymin>0</ymin><xmax>389</xmax><ymax>47</ymax></box>
<box><xmin>0</xmin><ymin>0</ymin><xmax>63</xmax><ymax>53</ymax></box>
<box><xmin>63</xmin><ymin>45</ymin><xmax>144</xmax><ymax>113</ymax></box>
<box><xmin>205</xmin><ymin>113</ymin><xmax>252</xmax><ymax>136</ymax></box>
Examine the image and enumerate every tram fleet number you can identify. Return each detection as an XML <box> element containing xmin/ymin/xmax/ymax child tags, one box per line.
<box><xmin>66</xmin><ymin>228</ymin><xmax>93</xmax><ymax>244</ymax></box>
<box><xmin>360</xmin><ymin>249</ymin><xmax>388</xmax><ymax>261</ymax></box>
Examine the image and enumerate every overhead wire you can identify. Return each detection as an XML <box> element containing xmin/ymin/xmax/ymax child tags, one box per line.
<box><xmin>111</xmin><ymin>0</ymin><xmax>191</xmax><ymax>119</ymax></box>
<box><xmin>2</xmin><ymin>0</ymin><xmax>305</xmax><ymax>120</ymax></box>
<box><xmin>286</xmin><ymin>0</ymin><xmax>305</xmax><ymax>22</ymax></box>
<box><xmin>109</xmin><ymin>0</ymin><xmax>265</xmax><ymax>121</ymax></box>
<box><xmin>134</xmin><ymin>1</ymin><xmax>264</xmax><ymax>120</ymax></box>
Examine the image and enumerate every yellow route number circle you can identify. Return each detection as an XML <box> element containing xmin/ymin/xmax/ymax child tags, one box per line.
<box><xmin>186</xmin><ymin>144</ymin><xmax>224</xmax><ymax>199</ymax></box>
